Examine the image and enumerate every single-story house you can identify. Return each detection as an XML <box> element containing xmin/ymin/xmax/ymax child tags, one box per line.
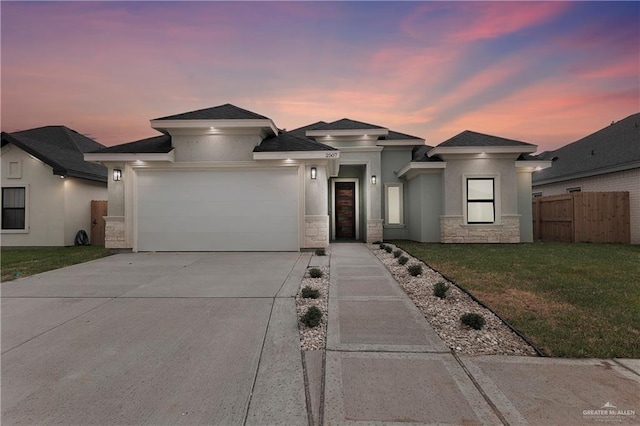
<box><xmin>1</xmin><ymin>126</ymin><xmax>108</xmax><ymax>246</ymax></box>
<box><xmin>85</xmin><ymin>104</ymin><xmax>549</xmax><ymax>252</ymax></box>
<box><xmin>532</xmin><ymin>113</ymin><xmax>640</xmax><ymax>244</ymax></box>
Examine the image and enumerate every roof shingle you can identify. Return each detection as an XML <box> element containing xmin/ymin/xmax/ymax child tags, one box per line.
<box><xmin>1</xmin><ymin>126</ymin><xmax>107</xmax><ymax>182</ymax></box>
<box><xmin>89</xmin><ymin>134</ymin><xmax>172</xmax><ymax>154</ymax></box>
<box><xmin>153</xmin><ymin>103</ymin><xmax>269</xmax><ymax>121</ymax></box>
<box><xmin>533</xmin><ymin>113</ymin><xmax>640</xmax><ymax>183</ymax></box>
<box><xmin>254</xmin><ymin>132</ymin><xmax>337</xmax><ymax>152</ymax></box>
<box><xmin>438</xmin><ymin>130</ymin><xmax>535</xmax><ymax>147</ymax></box>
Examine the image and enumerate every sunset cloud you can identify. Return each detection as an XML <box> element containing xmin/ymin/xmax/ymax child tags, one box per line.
<box><xmin>1</xmin><ymin>1</ymin><xmax>637</xmax><ymax>152</ymax></box>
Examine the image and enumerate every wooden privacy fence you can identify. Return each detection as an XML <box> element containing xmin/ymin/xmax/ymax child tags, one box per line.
<box><xmin>532</xmin><ymin>192</ymin><xmax>630</xmax><ymax>243</ymax></box>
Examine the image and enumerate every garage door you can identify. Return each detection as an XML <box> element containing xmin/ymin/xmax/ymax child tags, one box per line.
<box><xmin>137</xmin><ymin>168</ymin><xmax>299</xmax><ymax>251</ymax></box>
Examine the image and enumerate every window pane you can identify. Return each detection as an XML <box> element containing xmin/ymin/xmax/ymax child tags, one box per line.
<box><xmin>387</xmin><ymin>186</ymin><xmax>400</xmax><ymax>224</ymax></box>
<box><xmin>468</xmin><ymin>202</ymin><xmax>494</xmax><ymax>223</ymax></box>
<box><xmin>3</xmin><ymin>188</ymin><xmax>25</xmax><ymax>208</ymax></box>
<box><xmin>2</xmin><ymin>188</ymin><xmax>26</xmax><ymax>229</ymax></box>
<box><xmin>468</xmin><ymin>179</ymin><xmax>493</xmax><ymax>200</ymax></box>
<box><xmin>3</xmin><ymin>209</ymin><xmax>25</xmax><ymax>229</ymax></box>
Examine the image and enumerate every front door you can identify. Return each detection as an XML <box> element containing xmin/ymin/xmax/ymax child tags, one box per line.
<box><xmin>335</xmin><ymin>182</ymin><xmax>356</xmax><ymax>239</ymax></box>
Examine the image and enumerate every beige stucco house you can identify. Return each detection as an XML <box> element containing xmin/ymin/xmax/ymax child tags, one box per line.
<box><xmin>1</xmin><ymin>126</ymin><xmax>108</xmax><ymax>246</ymax></box>
<box><xmin>85</xmin><ymin>104</ymin><xmax>548</xmax><ymax>252</ymax></box>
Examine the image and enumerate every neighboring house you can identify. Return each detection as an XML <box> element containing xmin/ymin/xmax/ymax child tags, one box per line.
<box><xmin>532</xmin><ymin>113</ymin><xmax>640</xmax><ymax>244</ymax></box>
<box><xmin>85</xmin><ymin>103</ymin><xmax>548</xmax><ymax>252</ymax></box>
<box><xmin>1</xmin><ymin>126</ymin><xmax>108</xmax><ymax>246</ymax></box>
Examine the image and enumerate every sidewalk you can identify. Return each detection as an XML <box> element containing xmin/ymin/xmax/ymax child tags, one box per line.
<box><xmin>323</xmin><ymin>243</ymin><xmax>639</xmax><ymax>425</ymax></box>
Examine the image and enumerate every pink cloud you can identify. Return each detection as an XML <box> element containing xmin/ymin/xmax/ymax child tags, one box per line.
<box><xmin>402</xmin><ymin>2</ymin><xmax>571</xmax><ymax>43</ymax></box>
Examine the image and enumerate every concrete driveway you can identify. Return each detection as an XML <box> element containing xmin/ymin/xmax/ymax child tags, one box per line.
<box><xmin>2</xmin><ymin>252</ymin><xmax>310</xmax><ymax>425</ymax></box>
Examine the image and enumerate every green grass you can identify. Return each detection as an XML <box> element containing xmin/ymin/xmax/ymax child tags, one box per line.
<box><xmin>1</xmin><ymin>246</ymin><xmax>111</xmax><ymax>282</ymax></box>
<box><xmin>392</xmin><ymin>241</ymin><xmax>640</xmax><ymax>358</ymax></box>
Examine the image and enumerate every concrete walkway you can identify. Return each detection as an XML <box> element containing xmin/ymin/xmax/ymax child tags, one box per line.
<box><xmin>322</xmin><ymin>243</ymin><xmax>640</xmax><ymax>425</ymax></box>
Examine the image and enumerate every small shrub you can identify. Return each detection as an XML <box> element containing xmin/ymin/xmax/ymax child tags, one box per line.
<box><xmin>309</xmin><ymin>268</ymin><xmax>323</xmax><ymax>278</ymax></box>
<box><xmin>398</xmin><ymin>255</ymin><xmax>409</xmax><ymax>265</ymax></box>
<box><xmin>434</xmin><ymin>281</ymin><xmax>449</xmax><ymax>299</ymax></box>
<box><xmin>407</xmin><ymin>263</ymin><xmax>423</xmax><ymax>276</ymax></box>
<box><xmin>301</xmin><ymin>306</ymin><xmax>323</xmax><ymax>328</ymax></box>
<box><xmin>384</xmin><ymin>245</ymin><xmax>393</xmax><ymax>253</ymax></box>
<box><xmin>379</xmin><ymin>243</ymin><xmax>387</xmax><ymax>250</ymax></box>
<box><xmin>461</xmin><ymin>313</ymin><xmax>485</xmax><ymax>330</ymax></box>
<box><xmin>301</xmin><ymin>286</ymin><xmax>320</xmax><ymax>299</ymax></box>
<box><xmin>314</xmin><ymin>247</ymin><xmax>326</xmax><ymax>256</ymax></box>
<box><xmin>373</xmin><ymin>240</ymin><xmax>382</xmax><ymax>245</ymax></box>
<box><xmin>393</xmin><ymin>249</ymin><xmax>402</xmax><ymax>258</ymax></box>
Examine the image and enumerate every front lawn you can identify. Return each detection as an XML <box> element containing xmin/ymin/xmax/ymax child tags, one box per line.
<box><xmin>1</xmin><ymin>246</ymin><xmax>111</xmax><ymax>282</ymax></box>
<box><xmin>392</xmin><ymin>241</ymin><xmax>640</xmax><ymax>358</ymax></box>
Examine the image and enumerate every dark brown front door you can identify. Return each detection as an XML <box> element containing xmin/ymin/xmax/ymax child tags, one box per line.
<box><xmin>335</xmin><ymin>182</ymin><xmax>356</xmax><ymax>239</ymax></box>
<box><xmin>90</xmin><ymin>200</ymin><xmax>108</xmax><ymax>245</ymax></box>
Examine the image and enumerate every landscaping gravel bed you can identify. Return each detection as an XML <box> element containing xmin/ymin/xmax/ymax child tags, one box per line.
<box><xmin>370</xmin><ymin>243</ymin><xmax>537</xmax><ymax>356</ymax></box>
<box><xmin>295</xmin><ymin>265</ymin><xmax>330</xmax><ymax>350</ymax></box>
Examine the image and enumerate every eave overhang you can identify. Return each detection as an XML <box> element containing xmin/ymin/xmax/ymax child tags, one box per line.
<box><xmin>397</xmin><ymin>161</ymin><xmax>447</xmax><ymax>180</ymax></box>
<box><xmin>306</xmin><ymin>128</ymin><xmax>388</xmax><ymax>138</ymax></box>
<box><xmin>377</xmin><ymin>139</ymin><xmax>426</xmax><ymax>147</ymax></box>
<box><xmin>84</xmin><ymin>150</ymin><xmax>176</xmax><ymax>163</ymax></box>
<box><xmin>515</xmin><ymin>160</ymin><xmax>553</xmax><ymax>172</ymax></box>
<box><xmin>428</xmin><ymin>145</ymin><xmax>537</xmax><ymax>157</ymax></box>
<box><xmin>150</xmin><ymin>119</ymin><xmax>279</xmax><ymax>136</ymax></box>
<box><xmin>253</xmin><ymin>151</ymin><xmax>340</xmax><ymax>160</ymax></box>
<box><xmin>532</xmin><ymin>160</ymin><xmax>640</xmax><ymax>186</ymax></box>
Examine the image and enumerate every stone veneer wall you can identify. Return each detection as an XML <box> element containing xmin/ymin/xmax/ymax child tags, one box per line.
<box><xmin>367</xmin><ymin>219</ymin><xmax>384</xmax><ymax>243</ymax></box>
<box><xmin>440</xmin><ymin>215</ymin><xmax>521</xmax><ymax>243</ymax></box>
<box><xmin>104</xmin><ymin>216</ymin><xmax>127</xmax><ymax>249</ymax></box>
<box><xmin>304</xmin><ymin>215</ymin><xmax>329</xmax><ymax>248</ymax></box>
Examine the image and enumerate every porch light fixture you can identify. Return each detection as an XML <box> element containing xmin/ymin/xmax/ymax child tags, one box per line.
<box><xmin>310</xmin><ymin>167</ymin><xmax>317</xmax><ymax>180</ymax></box>
<box><xmin>371</xmin><ymin>175</ymin><xmax>377</xmax><ymax>185</ymax></box>
<box><xmin>113</xmin><ymin>169</ymin><xmax>122</xmax><ymax>181</ymax></box>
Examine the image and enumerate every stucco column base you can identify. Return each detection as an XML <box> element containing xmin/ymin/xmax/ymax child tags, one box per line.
<box><xmin>440</xmin><ymin>215</ymin><xmax>521</xmax><ymax>243</ymax></box>
<box><xmin>104</xmin><ymin>216</ymin><xmax>129</xmax><ymax>249</ymax></box>
<box><xmin>304</xmin><ymin>215</ymin><xmax>329</xmax><ymax>248</ymax></box>
<box><xmin>366</xmin><ymin>219</ymin><xmax>384</xmax><ymax>243</ymax></box>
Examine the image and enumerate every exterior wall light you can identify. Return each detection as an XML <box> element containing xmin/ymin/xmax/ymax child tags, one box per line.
<box><xmin>371</xmin><ymin>175</ymin><xmax>377</xmax><ymax>185</ymax></box>
<box><xmin>310</xmin><ymin>167</ymin><xmax>317</xmax><ymax>180</ymax></box>
<box><xmin>113</xmin><ymin>169</ymin><xmax>122</xmax><ymax>181</ymax></box>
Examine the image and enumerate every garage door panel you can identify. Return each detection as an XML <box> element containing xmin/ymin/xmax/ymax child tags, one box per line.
<box><xmin>138</xmin><ymin>231</ymin><xmax>298</xmax><ymax>252</ymax></box>
<box><xmin>137</xmin><ymin>169</ymin><xmax>299</xmax><ymax>251</ymax></box>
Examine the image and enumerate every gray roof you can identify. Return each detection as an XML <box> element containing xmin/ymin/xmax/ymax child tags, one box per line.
<box><xmin>89</xmin><ymin>134</ymin><xmax>172</xmax><ymax>154</ymax></box>
<box><xmin>383</xmin><ymin>130</ymin><xmax>424</xmax><ymax>141</ymax></box>
<box><xmin>297</xmin><ymin>119</ymin><xmax>424</xmax><ymax>142</ymax></box>
<box><xmin>288</xmin><ymin>121</ymin><xmax>327</xmax><ymax>138</ymax></box>
<box><xmin>438</xmin><ymin>130</ymin><xmax>535</xmax><ymax>147</ymax></box>
<box><xmin>312</xmin><ymin>119</ymin><xmax>386</xmax><ymax>131</ymax></box>
<box><xmin>153</xmin><ymin>103</ymin><xmax>269</xmax><ymax>121</ymax></box>
<box><xmin>533</xmin><ymin>112</ymin><xmax>640</xmax><ymax>184</ymax></box>
<box><xmin>254</xmin><ymin>132</ymin><xmax>337</xmax><ymax>152</ymax></box>
<box><xmin>1</xmin><ymin>126</ymin><xmax>107</xmax><ymax>182</ymax></box>
<box><xmin>412</xmin><ymin>145</ymin><xmax>441</xmax><ymax>162</ymax></box>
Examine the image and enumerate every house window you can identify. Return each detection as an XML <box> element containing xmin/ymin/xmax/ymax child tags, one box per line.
<box><xmin>467</xmin><ymin>178</ymin><xmax>495</xmax><ymax>224</ymax></box>
<box><xmin>532</xmin><ymin>192</ymin><xmax>542</xmax><ymax>199</ymax></box>
<box><xmin>567</xmin><ymin>187</ymin><xmax>581</xmax><ymax>193</ymax></box>
<box><xmin>385</xmin><ymin>183</ymin><xmax>404</xmax><ymax>225</ymax></box>
<box><xmin>2</xmin><ymin>187</ymin><xmax>26</xmax><ymax>230</ymax></box>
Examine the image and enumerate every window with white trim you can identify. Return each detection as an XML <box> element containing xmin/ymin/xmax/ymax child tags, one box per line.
<box><xmin>384</xmin><ymin>182</ymin><xmax>404</xmax><ymax>225</ymax></box>
<box><xmin>2</xmin><ymin>187</ymin><xmax>26</xmax><ymax>229</ymax></box>
<box><xmin>466</xmin><ymin>178</ymin><xmax>495</xmax><ymax>224</ymax></box>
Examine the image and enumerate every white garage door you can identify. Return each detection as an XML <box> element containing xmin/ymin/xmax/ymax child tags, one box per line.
<box><xmin>136</xmin><ymin>168</ymin><xmax>299</xmax><ymax>251</ymax></box>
